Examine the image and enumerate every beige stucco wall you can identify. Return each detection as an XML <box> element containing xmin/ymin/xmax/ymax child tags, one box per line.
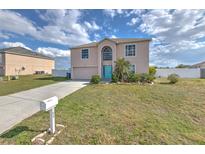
<box><xmin>4</xmin><ymin>53</ymin><xmax>54</xmax><ymax>76</ymax></box>
<box><xmin>71</xmin><ymin>46</ymin><xmax>98</xmax><ymax>67</ymax></box>
<box><xmin>97</xmin><ymin>40</ymin><xmax>116</xmax><ymax>77</ymax></box>
<box><xmin>71</xmin><ymin>46</ymin><xmax>98</xmax><ymax>79</ymax></box>
<box><xmin>116</xmin><ymin>41</ymin><xmax>149</xmax><ymax>73</ymax></box>
<box><xmin>71</xmin><ymin>39</ymin><xmax>150</xmax><ymax>79</ymax></box>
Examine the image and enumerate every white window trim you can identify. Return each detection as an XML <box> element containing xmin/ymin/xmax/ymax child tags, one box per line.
<box><xmin>124</xmin><ymin>44</ymin><xmax>137</xmax><ymax>57</ymax></box>
<box><xmin>130</xmin><ymin>64</ymin><xmax>136</xmax><ymax>73</ymax></box>
<box><xmin>81</xmin><ymin>48</ymin><xmax>90</xmax><ymax>60</ymax></box>
<box><xmin>102</xmin><ymin>47</ymin><xmax>112</xmax><ymax>61</ymax></box>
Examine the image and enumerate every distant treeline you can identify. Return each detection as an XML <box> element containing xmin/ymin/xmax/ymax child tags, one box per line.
<box><xmin>151</xmin><ymin>64</ymin><xmax>192</xmax><ymax>69</ymax></box>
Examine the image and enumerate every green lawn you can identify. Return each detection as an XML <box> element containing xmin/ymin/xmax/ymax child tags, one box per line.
<box><xmin>0</xmin><ymin>78</ymin><xmax>205</xmax><ymax>144</ymax></box>
<box><xmin>0</xmin><ymin>75</ymin><xmax>68</xmax><ymax>96</ymax></box>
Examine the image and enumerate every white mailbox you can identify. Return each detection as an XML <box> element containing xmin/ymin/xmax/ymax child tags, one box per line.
<box><xmin>40</xmin><ymin>96</ymin><xmax>58</xmax><ymax>111</ymax></box>
<box><xmin>40</xmin><ymin>96</ymin><xmax>58</xmax><ymax>134</ymax></box>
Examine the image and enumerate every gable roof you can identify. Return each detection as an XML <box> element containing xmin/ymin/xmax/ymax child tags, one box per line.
<box><xmin>0</xmin><ymin>47</ymin><xmax>54</xmax><ymax>60</ymax></box>
<box><xmin>70</xmin><ymin>38</ymin><xmax>152</xmax><ymax>49</ymax></box>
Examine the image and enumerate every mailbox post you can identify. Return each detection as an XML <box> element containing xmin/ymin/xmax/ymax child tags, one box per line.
<box><xmin>40</xmin><ymin>96</ymin><xmax>58</xmax><ymax>134</ymax></box>
<box><xmin>49</xmin><ymin>107</ymin><xmax>55</xmax><ymax>133</ymax></box>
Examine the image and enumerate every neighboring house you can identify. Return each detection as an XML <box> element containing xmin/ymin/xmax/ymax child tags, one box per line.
<box><xmin>70</xmin><ymin>38</ymin><xmax>151</xmax><ymax>80</ymax></box>
<box><xmin>0</xmin><ymin>47</ymin><xmax>54</xmax><ymax>76</ymax></box>
<box><xmin>192</xmin><ymin>61</ymin><xmax>205</xmax><ymax>68</ymax></box>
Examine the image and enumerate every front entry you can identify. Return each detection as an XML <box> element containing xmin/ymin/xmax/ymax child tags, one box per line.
<box><xmin>103</xmin><ymin>65</ymin><xmax>112</xmax><ymax>79</ymax></box>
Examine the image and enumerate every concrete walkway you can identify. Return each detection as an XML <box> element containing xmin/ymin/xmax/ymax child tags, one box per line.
<box><xmin>0</xmin><ymin>80</ymin><xmax>88</xmax><ymax>135</ymax></box>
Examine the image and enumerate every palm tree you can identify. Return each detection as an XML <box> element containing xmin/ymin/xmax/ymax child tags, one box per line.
<box><xmin>114</xmin><ymin>58</ymin><xmax>131</xmax><ymax>82</ymax></box>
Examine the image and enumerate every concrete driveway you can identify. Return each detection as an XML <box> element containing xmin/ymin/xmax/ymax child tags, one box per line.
<box><xmin>0</xmin><ymin>80</ymin><xmax>88</xmax><ymax>135</ymax></box>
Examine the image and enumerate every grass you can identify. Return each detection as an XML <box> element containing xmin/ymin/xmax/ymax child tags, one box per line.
<box><xmin>0</xmin><ymin>75</ymin><xmax>68</xmax><ymax>96</ymax></box>
<box><xmin>0</xmin><ymin>78</ymin><xmax>205</xmax><ymax>144</ymax></box>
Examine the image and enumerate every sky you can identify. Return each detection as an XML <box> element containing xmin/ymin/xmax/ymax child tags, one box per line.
<box><xmin>0</xmin><ymin>9</ymin><xmax>205</xmax><ymax>69</ymax></box>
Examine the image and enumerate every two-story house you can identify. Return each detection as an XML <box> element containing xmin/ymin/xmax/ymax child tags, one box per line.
<box><xmin>70</xmin><ymin>38</ymin><xmax>151</xmax><ymax>80</ymax></box>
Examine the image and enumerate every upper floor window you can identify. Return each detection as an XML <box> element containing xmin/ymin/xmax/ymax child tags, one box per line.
<box><xmin>81</xmin><ymin>49</ymin><xmax>89</xmax><ymax>59</ymax></box>
<box><xmin>125</xmin><ymin>44</ymin><xmax>136</xmax><ymax>56</ymax></box>
<box><xmin>102</xmin><ymin>46</ymin><xmax>112</xmax><ymax>60</ymax></box>
<box><xmin>130</xmin><ymin>64</ymin><xmax>136</xmax><ymax>73</ymax></box>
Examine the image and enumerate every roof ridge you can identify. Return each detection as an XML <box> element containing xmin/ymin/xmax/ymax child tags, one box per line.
<box><xmin>192</xmin><ymin>60</ymin><xmax>205</xmax><ymax>66</ymax></box>
<box><xmin>0</xmin><ymin>47</ymin><xmax>54</xmax><ymax>60</ymax></box>
<box><xmin>0</xmin><ymin>46</ymin><xmax>16</xmax><ymax>52</ymax></box>
<box><xmin>71</xmin><ymin>37</ymin><xmax>152</xmax><ymax>49</ymax></box>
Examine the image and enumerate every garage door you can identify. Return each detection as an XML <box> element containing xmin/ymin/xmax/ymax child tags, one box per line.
<box><xmin>73</xmin><ymin>67</ymin><xmax>98</xmax><ymax>79</ymax></box>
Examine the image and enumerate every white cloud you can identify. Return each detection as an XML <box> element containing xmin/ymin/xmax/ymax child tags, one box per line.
<box><xmin>84</xmin><ymin>21</ymin><xmax>101</xmax><ymax>31</ymax></box>
<box><xmin>127</xmin><ymin>17</ymin><xmax>139</xmax><ymax>26</ymax></box>
<box><xmin>38</xmin><ymin>9</ymin><xmax>67</xmax><ymax>24</ymax></box>
<box><xmin>103</xmin><ymin>9</ymin><xmax>128</xmax><ymax>18</ymax></box>
<box><xmin>0</xmin><ymin>32</ymin><xmax>11</xmax><ymax>39</ymax></box>
<box><xmin>0</xmin><ymin>42</ymin><xmax>31</xmax><ymax>50</ymax></box>
<box><xmin>0</xmin><ymin>41</ymin><xmax>70</xmax><ymax>58</ymax></box>
<box><xmin>110</xmin><ymin>35</ymin><xmax>117</xmax><ymax>38</ymax></box>
<box><xmin>103</xmin><ymin>9</ymin><xmax>117</xmax><ymax>18</ymax></box>
<box><xmin>116</xmin><ymin>9</ymin><xmax>123</xmax><ymax>14</ymax></box>
<box><xmin>0</xmin><ymin>10</ymin><xmax>93</xmax><ymax>47</ymax></box>
<box><xmin>36</xmin><ymin>9</ymin><xmax>92</xmax><ymax>46</ymax></box>
<box><xmin>125</xmin><ymin>9</ymin><xmax>145</xmax><ymax>17</ymax></box>
<box><xmin>94</xmin><ymin>33</ymin><xmax>101</xmax><ymax>41</ymax></box>
<box><xmin>0</xmin><ymin>10</ymin><xmax>38</xmax><ymax>37</ymax></box>
<box><xmin>36</xmin><ymin>47</ymin><xmax>70</xmax><ymax>57</ymax></box>
<box><xmin>103</xmin><ymin>9</ymin><xmax>143</xmax><ymax>18</ymax></box>
<box><xmin>137</xmin><ymin>9</ymin><xmax>205</xmax><ymax>66</ymax></box>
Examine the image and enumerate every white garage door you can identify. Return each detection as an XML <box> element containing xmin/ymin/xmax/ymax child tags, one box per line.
<box><xmin>73</xmin><ymin>67</ymin><xmax>98</xmax><ymax>79</ymax></box>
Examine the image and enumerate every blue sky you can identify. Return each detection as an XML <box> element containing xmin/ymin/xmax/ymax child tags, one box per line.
<box><xmin>0</xmin><ymin>9</ymin><xmax>205</xmax><ymax>68</ymax></box>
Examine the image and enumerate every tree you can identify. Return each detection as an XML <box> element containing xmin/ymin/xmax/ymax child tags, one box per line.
<box><xmin>114</xmin><ymin>58</ymin><xmax>130</xmax><ymax>82</ymax></box>
<box><xmin>149</xmin><ymin>66</ymin><xmax>156</xmax><ymax>75</ymax></box>
<box><xmin>176</xmin><ymin>64</ymin><xmax>191</xmax><ymax>68</ymax></box>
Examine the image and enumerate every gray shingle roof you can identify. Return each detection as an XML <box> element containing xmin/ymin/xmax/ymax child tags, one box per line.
<box><xmin>71</xmin><ymin>38</ymin><xmax>152</xmax><ymax>49</ymax></box>
<box><xmin>0</xmin><ymin>47</ymin><xmax>54</xmax><ymax>60</ymax></box>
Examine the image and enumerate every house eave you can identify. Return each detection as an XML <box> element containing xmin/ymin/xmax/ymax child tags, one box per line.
<box><xmin>70</xmin><ymin>38</ymin><xmax>152</xmax><ymax>50</ymax></box>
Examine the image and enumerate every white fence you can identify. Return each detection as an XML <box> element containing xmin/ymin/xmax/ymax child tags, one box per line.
<box><xmin>156</xmin><ymin>68</ymin><xmax>201</xmax><ymax>78</ymax></box>
<box><xmin>52</xmin><ymin>69</ymin><xmax>70</xmax><ymax>77</ymax></box>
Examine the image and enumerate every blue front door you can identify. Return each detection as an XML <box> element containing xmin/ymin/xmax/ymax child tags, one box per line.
<box><xmin>103</xmin><ymin>65</ymin><xmax>112</xmax><ymax>79</ymax></box>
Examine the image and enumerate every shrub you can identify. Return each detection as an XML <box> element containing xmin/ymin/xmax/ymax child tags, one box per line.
<box><xmin>11</xmin><ymin>75</ymin><xmax>19</xmax><ymax>80</ymax></box>
<box><xmin>139</xmin><ymin>73</ymin><xmax>155</xmax><ymax>83</ymax></box>
<box><xmin>128</xmin><ymin>73</ymin><xmax>140</xmax><ymax>83</ymax></box>
<box><xmin>149</xmin><ymin>66</ymin><xmax>156</xmax><ymax>76</ymax></box>
<box><xmin>7</xmin><ymin>76</ymin><xmax>10</xmax><ymax>81</ymax></box>
<box><xmin>90</xmin><ymin>75</ymin><xmax>101</xmax><ymax>84</ymax></box>
<box><xmin>114</xmin><ymin>58</ymin><xmax>130</xmax><ymax>82</ymax></box>
<box><xmin>111</xmin><ymin>73</ymin><xmax>118</xmax><ymax>83</ymax></box>
<box><xmin>139</xmin><ymin>73</ymin><xmax>148</xmax><ymax>83</ymax></box>
<box><xmin>147</xmin><ymin>74</ymin><xmax>155</xmax><ymax>83</ymax></box>
<box><xmin>167</xmin><ymin>74</ymin><xmax>179</xmax><ymax>84</ymax></box>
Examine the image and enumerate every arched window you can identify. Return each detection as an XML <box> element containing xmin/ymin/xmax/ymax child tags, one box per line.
<box><xmin>102</xmin><ymin>46</ymin><xmax>112</xmax><ymax>60</ymax></box>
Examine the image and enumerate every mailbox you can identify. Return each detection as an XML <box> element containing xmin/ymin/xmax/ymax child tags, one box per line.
<box><xmin>40</xmin><ymin>96</ymin><xmax>58</xmax><ymax>134</ymax></box>
<box><xmin>40</xmin><ymin>96</ymin><xmax>58</xmax><ymax>111</ymax></box>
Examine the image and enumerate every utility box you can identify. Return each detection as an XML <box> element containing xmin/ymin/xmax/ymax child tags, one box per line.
<box><xmin>40</xmin><ymin>96</ymin><xmax>58</xmax><ymax>111</ymax></box>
